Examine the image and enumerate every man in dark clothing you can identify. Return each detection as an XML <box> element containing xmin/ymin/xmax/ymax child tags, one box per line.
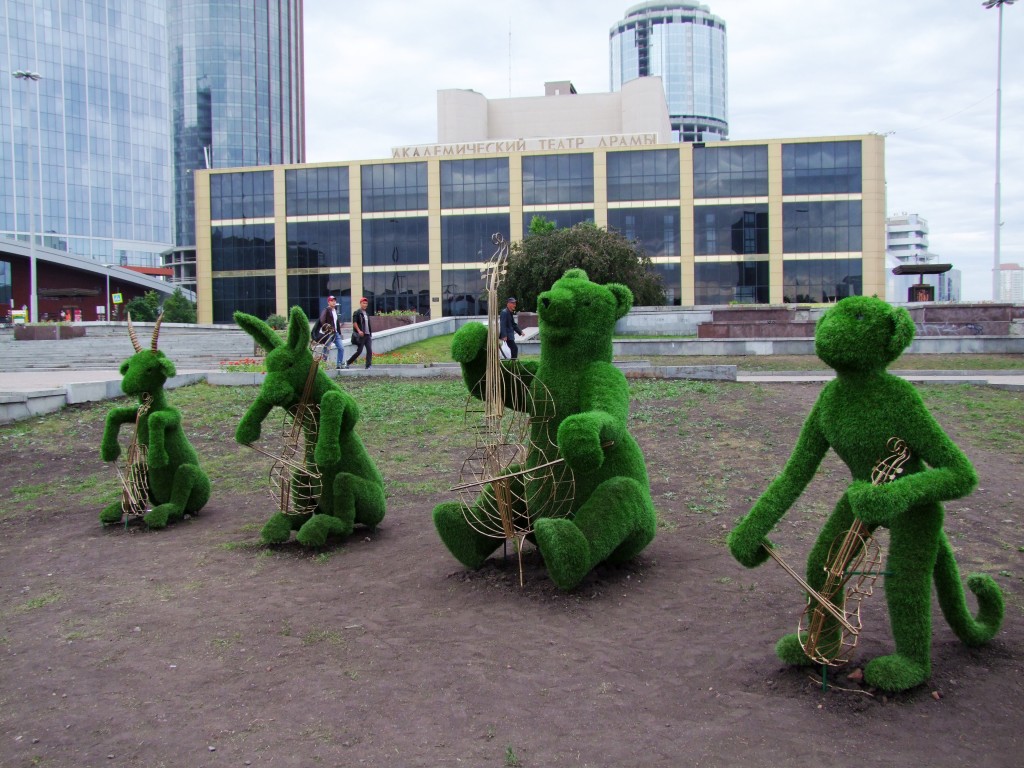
<box><xmin>346</xmin><ymin>297</ymin><xmax>373</xmax><ymax>369</ymax></box>
<box><xmin>499</xmin><ymin>296</ymin><xmax>523</xmax><ymax>359</ymax></box>
<box><xmin>317</xmin><ymin>295</ymin><xmax>347</xmax><ymax>369</ymax></box>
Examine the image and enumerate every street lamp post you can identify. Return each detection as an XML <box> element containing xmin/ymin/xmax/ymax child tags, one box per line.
<box><xmin>12</xmin><ymin>69</ymin><xmax>42</xmax><ymax>322</ymax></box>
<box><xmin>984</xmin><ymin>1</ymin><xmax>1017</xmax><ymax>301</ymax></box>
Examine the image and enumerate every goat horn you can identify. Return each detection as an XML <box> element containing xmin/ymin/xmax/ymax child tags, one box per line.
<box><xmin>127</xmin><ymin>312</ymin><xmax>142</xmax><ymax>353</ymax></box>
<box><xmin>151</xmin><ymin>312</ymin><xmax>164</xmax><ymax>352</ymax></box>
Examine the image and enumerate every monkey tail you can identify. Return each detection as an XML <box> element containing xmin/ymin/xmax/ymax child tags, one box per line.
<box><xmin>934</xmin><ymin>532</ymin><xmax>1004</xmax><ymax>647</ymax></box>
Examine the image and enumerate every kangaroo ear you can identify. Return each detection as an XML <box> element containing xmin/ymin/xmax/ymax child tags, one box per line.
<box><xmin>287</xmin><ymin>306</ymin><xmax>311</xmax><ymax>352</ymax></box>
<box><xmin>887</xmin><ymin>305</ymin><xmax>916</xmax><ymax>359</ymax></box>
<box><xmin>234</xmin><ymin>311</ymin><xmax>282</xmax><ymax>353</ymax></box>
<box><xmin>606</xmin><ymin>283</ymin><xmax>633</xmax><ymax>320</ymax></box>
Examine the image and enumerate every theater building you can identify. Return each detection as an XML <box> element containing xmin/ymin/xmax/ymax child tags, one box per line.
<box><xmin>193</xmin><ymin>130</ymin><xmax>884</xmax><ymax>324</ymax></box>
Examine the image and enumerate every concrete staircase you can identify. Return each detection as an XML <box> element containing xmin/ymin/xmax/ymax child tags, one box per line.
<box><xmin>0</xmin><ymin>322</ymin><xmax>260</xmax><ymax>371</ymax></box>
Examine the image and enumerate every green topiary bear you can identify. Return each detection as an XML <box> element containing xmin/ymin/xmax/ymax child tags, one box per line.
<box><xmin>100</xmin><ymin>314</ymin><xmax>211</xmax><ymax>529</ymax></box>
<box><xmin>433</xmin><ymin>268</ymin><xmax>657</xmax><ymax>590</ymax></box>
<box><xmin>235</xmin><ymin>306</ymin><xmax>386</xmax><ymax>546</ymax></box>
<box><xmin>728</xmin><ymin>295</ymin><xmax>1004</xmax><ymax>692</ymax></box>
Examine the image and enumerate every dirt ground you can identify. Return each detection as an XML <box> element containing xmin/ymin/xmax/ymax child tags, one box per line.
<box><xmin>1</xmin><ymin>381</ymin><xmax>1021</xmax><ymax>768</ymax></box>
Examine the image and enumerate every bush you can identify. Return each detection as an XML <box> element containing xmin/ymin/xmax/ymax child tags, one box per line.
<box><xmin>265</xmin><ymin>314</ymin><xmax>288</xmax><ymax>330</ymax></box>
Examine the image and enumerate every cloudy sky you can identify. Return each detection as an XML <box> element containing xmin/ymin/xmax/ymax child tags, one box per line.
<box><xmin>302</xmin><ymin>0</ymin><xmax>1023</xmax><ymax>301</ymax></box>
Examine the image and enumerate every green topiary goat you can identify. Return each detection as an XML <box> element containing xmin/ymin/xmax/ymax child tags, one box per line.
<box><xmin>434</xmin><ymin>268</ymin><xmax>657</xmax><ymax>590</ymax></box>
<box><xmin>234</xmin><ymin>306</ymin><xmax>386</xmax><ymax>546</ymax></box>
<box><xmin>728</xmin><ymin>295</ymin><xmax>1004</xmax><ymax>692</ymax></box>
<box><xmin>100</xmin><ymin>314</ymin><xmax>211</xmax><ymax>528</ymax></box>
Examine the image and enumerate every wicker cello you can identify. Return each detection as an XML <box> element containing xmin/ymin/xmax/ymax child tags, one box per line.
<box><xmin>449</xmin><ymin>234</ymin><xmax>574</xmax><ymax>585</ymax></box>
<box><xmin>765</xmin><ymin>437</ymin><xmax>911</xmax><ymax>665</ymax></box>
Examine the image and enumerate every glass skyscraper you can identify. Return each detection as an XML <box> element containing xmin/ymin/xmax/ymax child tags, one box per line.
<box><xmin>1</xmin><ymin>0</ymin><xmax>172</xmax><ymax>267</ymax></box>
<box><xmin>166</xmin><ymin>0</ymin><xmax>305</xmax><ymax>291</ymax></box>
<box><xmin>610</xmin><ymin>2</ymin><xmax>729</xmax><ymax>143</ymax></box>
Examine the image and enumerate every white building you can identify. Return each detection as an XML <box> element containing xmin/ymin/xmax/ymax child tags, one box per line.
<box><xmin>885</xmin><ymin>213</ymin><xmax>961</xmax><ymax>301</ymax></box>
<box><xmin>999</xmin><ymin>263</ymin><xmax>1024</xmax><ymax>302</ymax></box>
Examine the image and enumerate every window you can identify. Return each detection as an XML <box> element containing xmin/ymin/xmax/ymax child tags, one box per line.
<box><xmin>782</xmin><ymin>141</ymin><xmax>862</xmax><ymax>195</ymax></box>
<box><xmin>211</xmin><ymin>275</ymin><xmax>275</xmax><ymax>323</ymax></box>
<box><xmin>286</xmin><ymin>166</ymin><xmax>349</xmax><ymax>215</ymax></box>
<box><xmin>362</xmin><ymin>271</ymin><xmax>430</xmax><ymax>315</ymax></box>
<box><xmin>522</xmin><ymin>153</ymin><xmax>594</xmax><ymax>205</ymax></box>
<box><xmin>288</xmin><ymin>274</ymin><xmax>352</xmax><ymax>322</ymax></box>
<box><xmin>286</xmin><ymin>221</ymin><xmax>350</xmax><ymax>268</ymax></box>
<box><xmin>608</xmin><ymin>208</ymin><xmax>680</xmax><ymax>257</ymax></box>
<box><xmin>441</xmin><ymin>268</ymin><xmax>488</xmax><ymax>317</ymax></box>
<box><xmin>693</xmin><ymin>145</ymin><xmax>768</xmax><ymax>198</ymax></box>
<box><xmin>211</xmin><ymin>223</ymin><xmax>275</xmax><ymax>271</ymax></box>
<box><xmin>783</xmin><ymin>201</ymin><xmax>862</xmax><ymax>253</ymax></box>
<box><xmin>441</xmin><ymin>214</ymin><xmax>510</xmax><ymax>263</ymax></box>
<box><xmin>695</xmin><ymin>261</ymin><xmax>769</xmax><ymax>305</ymax></box>
<box><xmin>522</xmin><ymin>210</ymin><xmax>593</xmax><ymax>232</ymax></box>
<box><xmin>210</xmin><ymin>171</ymin><xmax>274</xmax><ymax>219</ymax></box>
<box><xmin>607</xmin><ymin>149</ymin><xmax>680</xmax><ymax>202</ymax></box>
<box><xmin>694</xmin><ymin>204</ymin><xmax>769</xmax><ymax>256</ymax></box>
<box><xmin>361</xmin><ymin>163</ymin><xmax>427</xmax><ymax>213</ymax></box>
<box><xmin>362</xmin><ymin>217</ymin><xmax>428</xmax><ymax>266</ymax></box>
<box><xmin>783</xmin><ymin>258</ymin><xmax>862</xmax><ymax>303</ymax></box>
<box><xmin>441</xmin><ymin>158</ymin><xmax>509</xmax><ymax>208</ymax></box>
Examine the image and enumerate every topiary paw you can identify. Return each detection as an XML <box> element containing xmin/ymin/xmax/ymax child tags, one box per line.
<box><xmin>775</xmin><ymin>633</ymin><xmax>816</xmax><ymax>666</ymax></box>
<box><xmin>295</xmin><ymin>513</ymin><xmax>348</xmax><ymax>547</ymax></box>
<box><xmin>864</xmin><ymin>653</ymin><xmax>929</xmax><ymax>692</ymax></box>
<box><xmin>143</xmin><ymin>505</ymin><xmax>171</xmax><ymax>529</ymax></box>
<box><xmin>100</xmin><ymin>503</ymin><xmax>123</xmax><ymax>525</ymax></box>
<box><xmin>261</xmin><ymin>513</ymin><xmax>293</xmax><ymax>544</ymax></box>
<box><xmin>534</xmin><ymin>517</ymin><xmax>591</xmax><ymax>591</ymax></box>
<box><xmin>433</xmin><ymin>501</ymin><xmax>495</xmax><ymax>569</ymax></box>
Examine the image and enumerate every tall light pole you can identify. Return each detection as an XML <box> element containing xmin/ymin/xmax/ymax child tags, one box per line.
<box><xmin>12</xmin><ymin>69</ymin><xmax>42</xmax><ymax>322</ymax></box>
<box><xmin>984</xmin><ymin>1</ymin><xmax>1016</xmax><ymax>301</ymax></box>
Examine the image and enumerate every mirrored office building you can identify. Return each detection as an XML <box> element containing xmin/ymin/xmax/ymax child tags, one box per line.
<box><xmin>1</xmin><ymin>0</ymin><xmax>172</xmax><ymax>267</ymax></box>
<box><xmin>610</xmin><ymin>2</ymin><xmax>729</xmax><ymax>142</ymax></box>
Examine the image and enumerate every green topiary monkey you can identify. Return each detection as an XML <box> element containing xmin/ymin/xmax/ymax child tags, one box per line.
<box><xmin>728</xmin><ymin>295</ymin><xmax>1004</xmax><ymax>692</ymax></box>
<box><xmin>100</xmin><ymin>314</ymin><xmax>211</xmax><ymax>528</ymax></box>
<box><xmin>235</xmin><ymin>306</ymin><xmax>386</xmax><ymax>546</ymax></box>
<box><xmin>433</xmin><ymin>268</ymin><xmax>657</xmax><ymax>590</ymax></box>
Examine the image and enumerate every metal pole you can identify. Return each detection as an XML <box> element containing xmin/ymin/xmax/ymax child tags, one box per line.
<box><xmin>12</xmin><ymin>70</ymin><xmax>42</xmax><ymax>322</ymax></box>
<box><xmin>994</xmin><ymin>3</ymin><xmax>1004</xmax><ymax>301</ymax></box>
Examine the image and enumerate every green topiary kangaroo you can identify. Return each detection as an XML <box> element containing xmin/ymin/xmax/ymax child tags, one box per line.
<box><xmin>100</xmin><ymin>314</ymin><xmax>211</xmax><ymax>528</ymax></box>
<box><xmin>234</xmin><ymin>306</ymin><xmax>386</xmax><ymax>547</ymax></box>
<box><xmin>728</xmin><ymin>295</ymin><xmax>1004</xmax><ymax>692</ymax></box>
<box><xmin>433</xmin><ymin>268</ymin><xmax>657</xmax><ymax>590</ymax></box>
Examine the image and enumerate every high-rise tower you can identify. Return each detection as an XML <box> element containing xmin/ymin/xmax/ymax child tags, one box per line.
<box><xmin>165</xmin><ymin>0</ymin><xmax>305</xmax><ymax>292</ymax></box>
<box><xmin>610</xmin><ymin>1</ymin><xmax>728</xmax><ymax>142</ymax></box>
<box><xmin>1</xmin><ymin>0</ymin><xmax>173</xmax><ymax>268</ymax></box>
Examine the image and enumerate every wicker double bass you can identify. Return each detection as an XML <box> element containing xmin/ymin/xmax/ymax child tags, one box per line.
<box><xmin>765</xmin><ymin>437</ymin><xmax>911</xmax><ymax>665</ymax></box>
<box><xmin>449</xmin><ymin>234</ymin><xmax>574</xmax><ymax>585</ymax></box>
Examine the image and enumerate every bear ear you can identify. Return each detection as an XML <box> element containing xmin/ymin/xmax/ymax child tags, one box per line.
<box><xmin>234</xmin><ymin>311</ymin><xmax>282</xmax><ymax>353</ymax></box>
<box><xmin>606</xmin><ymin>283</ymin><xmax>634</xmax><ymax>319</ymax></box>
<box><xmin>887</xmin><ymin>305</ymin><xmax>916</xmax><ymax>359</ymax></box>
<box><xmin>287</xmin><ymin>306</ymin><xmax>311</xmax><ymax>352</ymax></box>
<box><xmin>562</xmin><ymin>268</ymin><xmax>589</xmax><ymax>281</ymax></box>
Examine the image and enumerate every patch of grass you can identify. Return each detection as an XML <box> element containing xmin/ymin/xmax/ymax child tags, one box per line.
<box><xmin>373</xmin><ymin>333</ymin><xmax>456</xmax><ymax>365</ymax></box>
<box><xmin>919</xmin><ymin>385</ymin><xmax>1024</xmax><ymax>452</ymax></box>
<box><xmin>302</xmin><ymin>628</ymin><xmax>344</xmax><ymax>646</ymax></box>
<box><xmin>504</xmin><ymin>745</ymin><xmax>522</xmax><ymax>767</ymax></box>
<box><xmin>632</xmin><ymin>353</ymin><xmax>1024</xmax><ymax>373</ymax></box>
<box><xmin>219</xmin><ymin>540</ymin><xmax>262</xmax><ymax>552</ymax></box>
<box><xmin>12</xmin><ymin>483</ymin><xmax>49</xmax><ymax>501</ymax></box>
<box><xmin>19</xmin><ymin>591</ymin><xmax>62</xmax><ymax>611</ymax></box>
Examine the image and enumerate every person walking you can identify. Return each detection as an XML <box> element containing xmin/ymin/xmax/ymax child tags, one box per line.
<box><xmin>499</xmin><ymin>296</ymin><xmax>524</xmax><ymax>359</ymax></box>
<box><xmin>318</xmin><ymin>295</ymin><xmax>347</xmax><ymax>369</ymax></box>
<box><xmin>346</xmin><ymin>297</ymin><xmax>373</xmax><ymax>369</ymax></box>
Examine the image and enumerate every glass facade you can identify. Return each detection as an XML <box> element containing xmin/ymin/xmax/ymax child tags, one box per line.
<box><xmin>212</xmin><ymin>274</ymin><xmax>275</xmax><ymax>321</ymax></box>
<box><xmin>693</xmin><ymin>146</ymin><xmax>769</xmax><ymax>198</ymax></box>
<box><xmin>610</xmin><ymin>3</ymin><xmax>729</xmax><ymax>142</ymax></box>
<box><xmin>196</xmin><ymin>135</ymin><xmax>880</xmax><ymax>320</ymax></box>
<box><xmin>440</xmin><ymin>158</ymin><xmax>509</xmax><ymax>208</ymax></box>
<box><xmin>361</xmin><ymin>163</ymin><xmax>427</xmax><ymax>213</ymax></box>
<box><xmin>522</xmin><ymin>154</ymin><xmax>593</xmax><ymax>205</ymax></box>
<box><xmin>287</xmin><ymin>221</ymin><xmax>350</xmax><ymax>269</ymax></box>
<box><xmin>695</xmin><ymin>261</ymin><xmax>769</xmax><ymax>305</ymax></box>
<box><xmin>286</xmin><ymin>166</ymin><xmax>349</xmax><ymax>215</ymax></box>
<box><xmin>442</xmin><ymin>214</ymin><xmax>510</xmax><ymax>263</ymax></box>
<box><xmin>783</xmin><ymin>259</ymin><xmax>863</xmax><ymax>304</ymax></box>
<box><xmin>608</xmin><ymin>208</ymin><xmax>680</xmax><ymax>257</ymax></box>
<box><xmin>783</xmin><ymin>201</ymin><xmax>862</xmax><ymax>253</ymax></box>
<box><xmin>169</xmin><ymin>0</ymin><xmax>304</xmax><ymax>248</ymax></box>
<box><xmin>782</xmin><ymin>141</ymin><xmax>862</xmax><ymax>195</ymax></box>
<box><xmin>1</xmin><ymin>0</ymin><xmax>172</xmax><ymax>267</ymax></box>
<box><xmin>694</xmin><ymin>205</ymin><xmax>769</xmax><ymax>256</ymax></box>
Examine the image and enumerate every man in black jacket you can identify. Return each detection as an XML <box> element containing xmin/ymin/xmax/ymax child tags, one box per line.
<box><xmin>499</xmin><ymin>296</ymin><xmax>523</xmax><ymax>359</ymax></box>
<box><xmin>346</xmin><ymin>297</ymin><xmax>373</xmax><ymax>369</ymax></box>
<box><xmin>317</xmin><ymin>295</ymin><xmax>347</xmax><ymax>369</ymax></box>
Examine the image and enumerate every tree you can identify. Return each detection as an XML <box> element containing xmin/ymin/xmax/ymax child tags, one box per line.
<box><xmin>122</xmin><ymin>290</ymin><xmax>160</xmax><ymax>322</ymax></box>
<box><xmin>500</xmin><ymin>222</ymin><xmax>665</xmax><ymax>311</ymax></box>
<box><xmin>160</xmin><ymin>287</ymin><xmax>197</xmax><ymax>323</ymax></box>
